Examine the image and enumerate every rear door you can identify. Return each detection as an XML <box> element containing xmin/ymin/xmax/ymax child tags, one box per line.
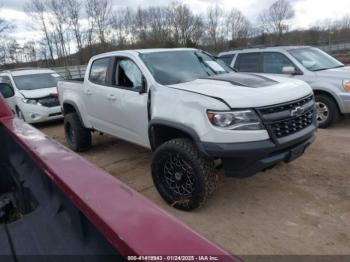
<box><xmin>234</xmin><ymin>53</ymin><xmax>262</xmax><ymax>72</ymax></box>
<box><xmin>83</xmin><ymin>57</ymin><xmax>114</xmax><ymax>131</ymax></box>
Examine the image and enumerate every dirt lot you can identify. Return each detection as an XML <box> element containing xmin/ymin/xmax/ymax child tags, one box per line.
<box><xmin>36</xmin><ymin>117</ymin><xmax>350</xmax><ymax>255</ymax></box>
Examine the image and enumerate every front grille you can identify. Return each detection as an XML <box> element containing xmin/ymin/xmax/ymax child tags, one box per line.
<box><xmin>270</xmin><ymin>109</ymin><xmax>314</xmax><ymax>138</ymax></box>
<box><xmin>257</xmin><ymin>94</ymin><xmax>315</xmax><ymax>139</ymax></box>
<box><xmin>38</xmin><ymin>95</ymin><xmax>59</xmax><ymax>107</ymax></box>
<box><xmin>259</xmin><ymin>95</ymin><xmax>314</xmax><ymax>115</ymax></box>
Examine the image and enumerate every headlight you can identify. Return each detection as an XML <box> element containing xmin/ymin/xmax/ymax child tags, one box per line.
<box><xmin>207</xmin><ymin>110</ymin><xmax>264</xmax><ymax>130</ymax></box>
<box><xmin>22</xmin><ymin>98</ymin><xmax>42</xmax><ymax>106</ymax></box>
<box><xmin>343</xmin><ymin>80</ymin><xmax>350</xmax><ymax>92</ymax></box>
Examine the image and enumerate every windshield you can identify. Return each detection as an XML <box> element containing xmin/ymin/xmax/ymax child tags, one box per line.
<box><xmin>289</xmin><ymin>48</ymin><xmax>343</xmax><ymax>71</ymax></box>
<box><xmin>13</xmin><ymin>73</ymin><xmax>63</xmax><ymax>90</ymax></box>
<box><xmin>140</xmin><ymin>50</ymin><xmax>233</xmax><ymax>85</ymax></box>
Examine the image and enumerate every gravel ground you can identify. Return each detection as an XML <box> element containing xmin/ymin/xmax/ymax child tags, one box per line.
<box><xmin>36</xmin><ymin>117</ymin><xmax>350</xmax><ymax>255</ymax></box>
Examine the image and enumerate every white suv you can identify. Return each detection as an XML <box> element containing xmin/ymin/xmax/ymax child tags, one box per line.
<box><xmin>218</xmin><ymin>46</ymin><xmax>350</xmax><ymax>127</ymax></box>
<box><xmin>0</xmin><ymin>69</ymin><xmax>63</xmax><ymax>123</ymax></box>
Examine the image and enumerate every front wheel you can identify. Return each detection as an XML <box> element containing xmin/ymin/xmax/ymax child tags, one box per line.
<box><xmin>315</xmin><ymin>94</ymin><xmax>339</xmax><ymax>128</ymax></box>
<box><xmin>151</xmin><ymin>138</ymin><xmax>217</xmax><ymax>211</ymax></box>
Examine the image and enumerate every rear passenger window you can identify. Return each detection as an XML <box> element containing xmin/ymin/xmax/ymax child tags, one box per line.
<box><xmin>235</xmin><ymin>53</ymin><xmax>261</xmax><ymax>72</ymax></box>
<box><xmin>218</xmin><ymin>54</ymin><xmax>235</xmax><ymax>66</ymax></box>
<box><xmin>89</xmin><ymin>58</ymin><xmax>110</xmax><ymax>85</ymax></box>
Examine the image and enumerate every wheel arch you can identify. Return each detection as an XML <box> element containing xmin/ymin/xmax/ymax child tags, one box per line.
<box><xmin>62</xmin><ymin>101</ymin><xmax>85</xmax><ymax>124</ymax></box>
<box><xmin>313</xmin><ymin>89</ymin><xmax>341</xmax><ymax>113</ymax></box>
<box><xmin>148</xmin><ymin>120</ymin><xmax>207</xmax><ymax>155</ymax></box>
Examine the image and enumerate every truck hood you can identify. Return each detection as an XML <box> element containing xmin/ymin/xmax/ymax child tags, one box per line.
<box><xmin>18</xmin><ymin>87</ymin><xmax>58</xmax><ymax>99</ymax></box>
<box><xmin>169</xmin><ymin>73</ymin><xmax>312</xmax><ymax>108</ymax></box>
<box><xmin>315</xmin><ymin>66</ymin><xmax>350</xmax><ymax>79</ymax></box>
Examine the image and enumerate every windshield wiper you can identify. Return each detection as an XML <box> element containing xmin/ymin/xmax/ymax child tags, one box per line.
<box><xmin>194</xmin><ymin>52</ymin><xmax>215</xmax><ymax>75</ymax></box>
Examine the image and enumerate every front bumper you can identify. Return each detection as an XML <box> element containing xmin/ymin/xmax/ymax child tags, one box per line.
<box><xmin>202</xmin><ymin>125</ymin><xmax>316</xmax><ymax>177</ymax></box>
<box><xmin>20</xmin><ymin>104</ymin><xmax>63</xmax><ymax>124</ymax></box>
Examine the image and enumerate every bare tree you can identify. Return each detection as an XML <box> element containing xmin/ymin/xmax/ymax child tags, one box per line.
<box><xmin>169</xmin><ymin>2</ymin><xmax>204</xmax><ymax>46</ymax></box>
<box><xmin>47</xmin><ymin>0</ymin><xmax>70</xmax><ymax>61</ymax></box>
<box><xmin>259</xmin><ymin>0</ymin><xmax>294</xmax><ymax>41</ymax></box>
<box><xmin>226</xmin><ymin>8</ymin><xmax>251</xmax><ymax>43</ymax></box>
<box><xmin>66</xmin><ymin>0</ymin><xmax>83</xmax><ymax>52</ymax></box>
<box><xmin>206</xmin><ymin>4</ymin><xmax>223</xmax><ymax>48</ymax></box>
<box><xmin>25</xmin><ymin>0</ymin><xmax>55</xmax><ymax>63</ymax></box>
<box><xmin>147</xmin><ymin>6</ymin><xmax>172</xmax><ymax>44</ymax></box>
<box><xmin>0</xmin><ymin>17</ymin><xmax>12</xmax><ymax>34</ymax></box>
<box><xmin>340</xmin><ymin>15</ymin><xmax>350</xmax><ymax>30</ymax></box>
<box><xmin>111</xmin><ymin>8</ymin><xmax>133</xmax><ymax>46</ymax></box>
<box><xmin>85</xmin><ymin>0</ymin><xmax>112</xmax><ymax>45</ymax></box>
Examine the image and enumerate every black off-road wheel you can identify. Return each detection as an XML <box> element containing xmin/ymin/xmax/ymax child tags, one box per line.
<box><xmin>151</xmin><ymin>138</ymin><xmax>217</xmax><ymax>211</ymax></box>
<box><xmin>315</xmin><ymin>94</ymin><xmax>339</xmax><ymax>128</ymax></box>
<box><xmin>64</xmin><ymin>113</ymin><xmax>91</xmax><ymax>152</ymax></box>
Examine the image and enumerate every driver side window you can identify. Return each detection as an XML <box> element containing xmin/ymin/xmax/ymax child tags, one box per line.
<box><xmin>114</xmin><ymin>58</ymin><xmax>143</xmax><ymax>91</ymax></box>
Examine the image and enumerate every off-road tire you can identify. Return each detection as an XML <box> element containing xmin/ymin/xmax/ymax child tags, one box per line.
<box><xmin>151</xmin><ymin>138</ymin><xmax>217</xmax><ymax>211</ymax></box>
<box><xmin>64</xmin><ymin>113</ymin><xmax>91</xmax><ymax>152</ymax></box>
<box><xmin>315</xmin><ymin>94</ymin><xmax>339</xmax><ymax>128</ymax></box>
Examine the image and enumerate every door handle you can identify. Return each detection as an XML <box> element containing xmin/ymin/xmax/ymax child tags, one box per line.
<box><xmin>86</xmin><ymin>90</ymin><xmax>92</xmax><ymax>96</ymax></box>
<box><xmin>108</xmin><ymin>94</ymin><xmax>117</xmax><ymax>101</ymax></box>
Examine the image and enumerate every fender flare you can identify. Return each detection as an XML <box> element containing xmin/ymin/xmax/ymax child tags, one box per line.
<box><xmin>148</xmin><ymin>119</ymin><xmax>208</xmax><ymax>155</ymax></box>
<box><xmin>62</xmin><ymin>100</ymin><xmax>85</xmax><ymax>125</ymax></box>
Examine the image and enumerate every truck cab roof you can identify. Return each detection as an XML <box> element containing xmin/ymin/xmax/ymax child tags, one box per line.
<box><xmin>91</xmin><ymin>48</ymin><xmax>199</xmax><ymax>60</ymax></box>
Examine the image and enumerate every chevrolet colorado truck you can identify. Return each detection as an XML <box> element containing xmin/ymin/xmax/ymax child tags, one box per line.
<box><xmin>58</xmin><ymin>48</ymin><xmax>317</xmax><ymax>210</ymax></box>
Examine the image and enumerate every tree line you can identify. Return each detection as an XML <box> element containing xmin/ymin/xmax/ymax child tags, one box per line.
<box><xmin>0</xmin><ymin>0</ymin><xmax>350</xmax><ymax>67</ymax></box>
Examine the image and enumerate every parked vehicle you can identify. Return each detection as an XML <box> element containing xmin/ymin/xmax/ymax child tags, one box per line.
<box><xmin>58</xmin><ymin>48</ymin><xmax>317</xmax><ymax>210</ymax></box>
<box><xmin>0</xmin><ymin>81</ymin><xmax>15</xmax><ymax>111</ymax></box>
<box><xmin>218</xmin><ymin>46</ymin><xmax>350</xmax><ymax>128</ymax></box>
<box><xmin>0</xmin><ymin>68</ymin><xmax>63</xmax><ymax>123</ymax></box>
<box><xmin>0</xmin><ymin>95</ymin><xmax>236</xmax><ymax>261</ymax></box>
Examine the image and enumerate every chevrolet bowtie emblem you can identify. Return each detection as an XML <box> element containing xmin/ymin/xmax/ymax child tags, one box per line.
<box><xmin>290</xmin><ymin>106</ymin><xmax>305</xmax><ymax>117</ymax></box>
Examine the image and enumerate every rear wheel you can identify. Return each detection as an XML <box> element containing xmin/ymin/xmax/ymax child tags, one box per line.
<box><xmin>151</xmin><ymin>138</ymin><xmax>217</xmax><ymax>211</ymax></box>
<box><xmin>64</xmin><ymin>113</ymin><xmax>91</xmax><ymax>152</ymax></box>
<box><xmin>315</xmin><ymin>94</ymin><xmax>339</xmax><ymax>128</ymax></box>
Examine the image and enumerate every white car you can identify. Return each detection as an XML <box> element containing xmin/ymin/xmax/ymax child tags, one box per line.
<box><xmin>218</xmin><ymin>46</ymin><xmax>350</xmax><ymax>128</ymax></box>
<box><xmin>58</xmin><ymin>48</ymin><xmax>317</xmax><ymax>210</ymax></box>
<box><xmin>0</xmin><ymin>69</ymin><xmax>63</xmax><ymax>123</ymax></box>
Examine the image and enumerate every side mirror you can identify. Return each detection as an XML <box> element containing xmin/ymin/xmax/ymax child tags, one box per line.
<box><xmin>139</xmin><ymin>76</ymin><xmax>147</xmax><ymax>94</ymax></box>
<box><xmin>282</xmin><ymin>66</ymin><xmax>296</xmax><ymax>75</ymax></box>
<box><xmin>0</xmin><ymin>83</ymin><xmax>15</xmax><ymax>98</ymax></box>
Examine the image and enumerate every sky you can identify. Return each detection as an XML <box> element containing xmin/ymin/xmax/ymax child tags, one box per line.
<box><xmin>1</xmin><ymin>0</ymin><xmax>350</xmax><ymax>44</ymax></box>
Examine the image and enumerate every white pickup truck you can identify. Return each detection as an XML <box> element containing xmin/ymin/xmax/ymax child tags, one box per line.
<box><xmin>58</xmin><ymin>48</ymin><xmax>317</xmax><ymax>210</ymax></box>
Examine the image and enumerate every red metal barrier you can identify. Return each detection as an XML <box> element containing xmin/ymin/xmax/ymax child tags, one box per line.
<box><xmin>0</xmin><ymin>95</ymin><xmax>239</xmax><ymax>261</ymax></box>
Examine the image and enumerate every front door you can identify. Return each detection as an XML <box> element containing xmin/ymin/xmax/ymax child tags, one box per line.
<box><xmin>105</xmin><ymin>57</ymin><xmax>150</xmax><ymax>147</ymax></box>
